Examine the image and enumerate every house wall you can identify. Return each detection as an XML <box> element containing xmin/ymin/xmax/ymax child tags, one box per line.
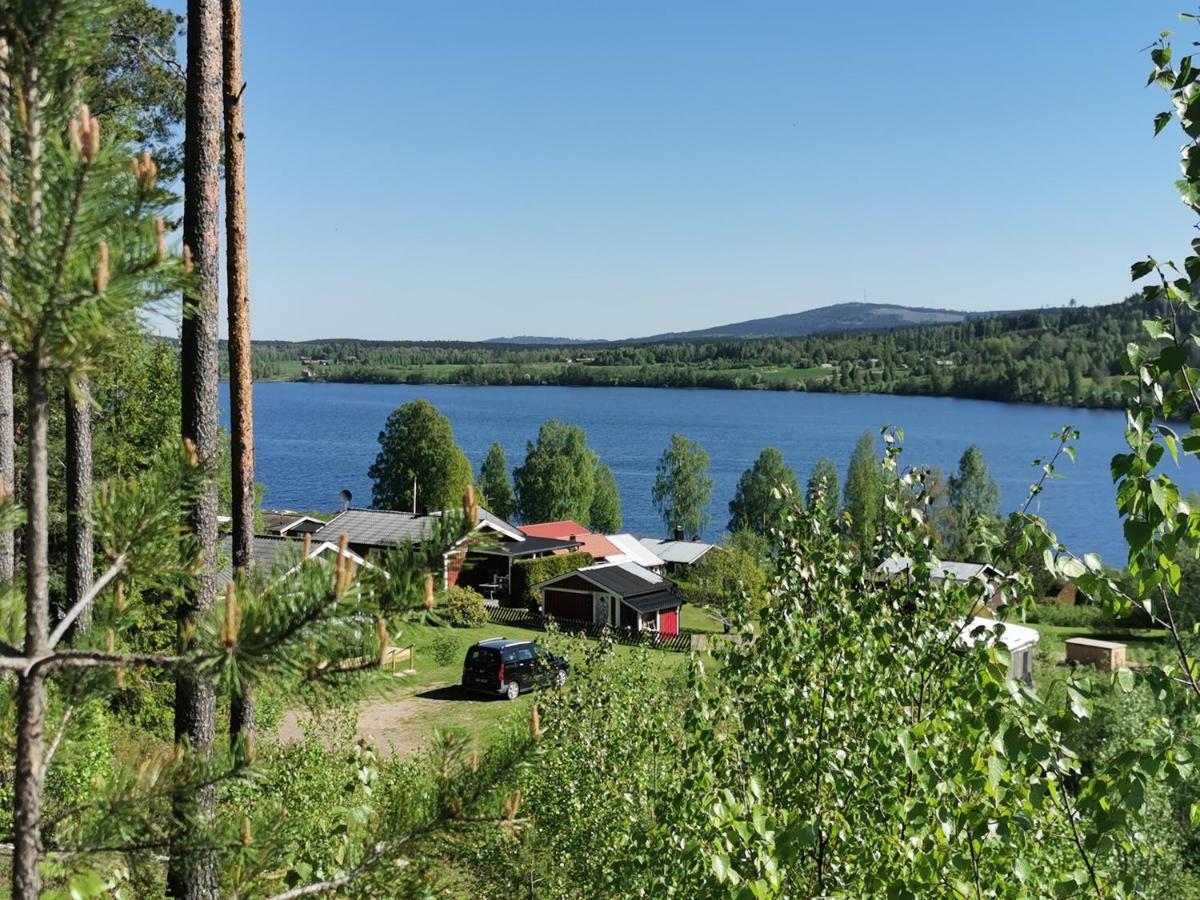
<box><xmin>543</xmin><ymin>588</ymin><xmax>592</xmax><ymax>622</ymax></box>
<box><xmin>543</xmin><ymin>574</ymin><xmax>596</xmax><ymax>593</ymax></box>
<box><xmin>659</xmin><ymin>608</ymin><xmax>679</xmax><ymax>635</ymax></box>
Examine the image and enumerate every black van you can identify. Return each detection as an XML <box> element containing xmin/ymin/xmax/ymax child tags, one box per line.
<box><xmin>462</xmin><ymin>638</ymin><xmax>569</xmax><ymax>700</ymax></box>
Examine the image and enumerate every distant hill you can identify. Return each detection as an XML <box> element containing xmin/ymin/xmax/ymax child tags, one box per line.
<box><xmin>632</xmin><ymin>302</ymin><xmax>982</xmax><ymax>342</ymax></box>
<box><xmin>486</xmin><ymin>335</ymin><xmax>595</xmax><ymax>345</ymax></box>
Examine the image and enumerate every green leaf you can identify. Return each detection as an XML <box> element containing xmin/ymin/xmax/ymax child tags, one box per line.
<box><xmin>1014</xmin><ymin>857</ymin><xmax>1030</xmax><ymax>883</ymax></box>
<box><xmin>1068</xmin><ymin>686</ymin><xmax>1090</xmax><ymax>720</ymax></box>
<box><xmin>711</xmin><ymin>854</ymin><xmax>728</xmax><ymax>882</ymax></box>
<box><xmin>1116</xmin><ymin>667</ymin><xmax>1135</xmax><ymax>693</ymax></box>
<box><xmin>1131</xmin><ymin>258</ymin><xmax>1157</xmax><ymax>281</ymax></box>
<box><xmin>1155</xmin><ymin>110</ymin><xmax>1174</xmax><ymax>135</ymax></box>
<box><xmin>1143</xmin><ymin>318</ymin><xmax>1171</xmax><ymax>340</ymax></box>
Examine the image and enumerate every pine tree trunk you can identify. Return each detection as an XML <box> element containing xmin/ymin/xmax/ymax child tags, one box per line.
<box><xmin>12</xmin><ymin>361</ymin><xmax>50</xmax><ymax>900</ymax></box>
<box><xmin>223</xmin><ymin>0</ymin><xmax>256</xmax><ymax>750</ymax></box>
<box><xmin>65</xmin><ymin>377</ymin><xmax>94</xmax><ymax>633</ymax></box>
<box><xmin>169</xmin><ymin>1</ymin><xmax>222</xmax><ymax>895</ymax></box>
<box><xmin>0</xmin><ymin>36</ymin><xmax>16</xmax><ymax>583</ymax></box>
<box><xmin>10</xmin><ymin>51</ymin><xmax>47</xmax><ymax>900</ymax></box>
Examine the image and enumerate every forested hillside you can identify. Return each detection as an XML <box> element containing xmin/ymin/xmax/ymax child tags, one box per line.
<box><xmin>240</xmin><ymin>295</ymin><xmax>1186</xmax><ymax>410</ymax></box>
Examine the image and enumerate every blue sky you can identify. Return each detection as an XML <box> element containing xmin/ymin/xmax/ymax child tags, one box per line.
<box><xmin>171</xmin><ymin>1</ymin><xmax>1195</xmax><ymax>341</ymax></box>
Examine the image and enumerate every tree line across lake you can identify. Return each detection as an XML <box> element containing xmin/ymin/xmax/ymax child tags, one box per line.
<box><xmin>237</xmin><ymin>294</ymin><xmax>1190</xmax><ymax>410</ymax></box>
<box><xmin>368</xmin><ymin>398</ymin><xmax>1014</xmax><ymax>607</ymax></box>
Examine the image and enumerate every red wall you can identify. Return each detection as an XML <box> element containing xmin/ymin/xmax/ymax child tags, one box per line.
<box><xmin>446</xmin><ymin>551</ymin><xmax>463</xmax><ymax>587</ymax></box>
<box><xmin>658</xmin><ymin>608</ymin><xmax>679</xmax><ymax>635</ymax></box>
<box><xmin>544</xmin><ymin>589</ymin><xmax>592</xmax><ymax>622</ymax></box>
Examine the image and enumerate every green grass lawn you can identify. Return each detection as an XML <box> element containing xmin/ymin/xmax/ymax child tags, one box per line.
<box><xmin>275</xmin><ymin>619</ymin><xmax>695</xmax><ymax>758</ymax></box>
<box><xmin>1031</xmin><ymin>623</ymin><xmax>1172</xmax><ymax>666</ymax></box>
<box><xmin>681</xmin><ymin>604</ymin><xmax>725</xmax><ymax>633</ymax></box>
<box><xmin>1026</xmin><ymin>622</ymin><xmax>1173</xmax><ymax>694</ymax></box>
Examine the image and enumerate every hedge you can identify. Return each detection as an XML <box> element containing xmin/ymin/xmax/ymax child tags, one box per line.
<box><xmin>510</xmin><ymin>551</ymin><xmax>594</xmax><ymax>609</ymax></box>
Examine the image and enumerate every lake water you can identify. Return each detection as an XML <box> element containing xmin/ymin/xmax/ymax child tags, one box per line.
<box><xmin>220</xmin><ymin>382</ymin><xmax>1200</xmax><ymax>565</ymax></box>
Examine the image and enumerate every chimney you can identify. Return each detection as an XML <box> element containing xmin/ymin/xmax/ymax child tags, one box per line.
<box><xmin>673</xmin><ymin>525</ymin><xmax>684</xmax><ymax>542</ymax></box>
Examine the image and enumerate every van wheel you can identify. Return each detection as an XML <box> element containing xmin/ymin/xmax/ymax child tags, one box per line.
<box><xmin>505</xmin><ymin>681</ymin><xmax>520</xmax><ymax>701</ymax></box>
<box><xmin>555</xmin><ymin>669</ymin><xmax>567</xmax><ymax>688</ymax></box>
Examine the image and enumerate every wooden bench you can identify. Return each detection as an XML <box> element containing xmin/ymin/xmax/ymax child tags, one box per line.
<box><xmin>1064</xmin><ymin>637</ymin><xmax>1126</xmax><ymax>673</ymax></box>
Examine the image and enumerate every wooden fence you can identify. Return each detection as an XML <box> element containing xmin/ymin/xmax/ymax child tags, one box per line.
<box><xmin>485</xmin><ymin>606</ymin><xmax>693</xmax><ymax>653</ymax></box>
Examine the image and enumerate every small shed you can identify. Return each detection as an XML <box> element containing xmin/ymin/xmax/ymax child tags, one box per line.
<box><xmin>537</xmin><ymin>562</ymin><xmax>686</xmax><ymax>635</ymax></box>
<box><xmin>1065</xmin><ymin>637</ymin><xmax>1127</xmax><ymax>673</ymax></box>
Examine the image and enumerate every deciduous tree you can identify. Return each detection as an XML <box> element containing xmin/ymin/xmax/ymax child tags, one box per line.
<box><xmin>652</xmin><ymin>434</ymin><xmax>713</xmax><ymax>537</ymax></box>
<box><xmin>368</xmin><ymin>400</ymin><xmax>472</xmax><ymax>513</ymax></box>
<box><xmin>478</xmin><ymin>441</ymin><xmax>515</xmax><ymax>520</ymax></box>
<box><xmin>514</xmin><ymin>420</ymin><xmax>598</xmax><ymax>524</ymax></box>
<box><xmin>589</xmin><ymin>462</ymin><xmax>622</xmax><ymax>533</ymax></box>
<box><xmin>727</xmin><ymin>447</ymin><xmax>797</xmax><ymax>535</ymax></box>
<box><xmin>805</xmin><ymin>457</ymin><xmax>840</xmax><ymax>519</ymax></box>
<box><xmin>946</xmin><ymin>444</ymin><xmax>1000</xmax><ymax>559</ymax></box>
<box><xmin>844</xmin><ymin>431</ymin><xmax>881</xmax><ymax>552</ymax></box>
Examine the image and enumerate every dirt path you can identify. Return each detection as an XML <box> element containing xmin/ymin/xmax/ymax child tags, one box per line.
<box><xmin>276</xmin><ymin>683</ymin><xmax>507</xmax><ymax>759</ymax></box>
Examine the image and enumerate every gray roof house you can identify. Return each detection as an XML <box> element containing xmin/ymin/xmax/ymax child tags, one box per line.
<box><xmin>877</xmin><ymin>556</ymin><xmax>1008</xmax><ymax>610</ymax></box>
<box><xmin>219</xmin><ymin>534</ymin><xmax>369</xmax><ymax>586</ymax></box>
<box><xmin>637</xmin><ymin>537</ymin><xmax>717</xmax><ymax>569</ymax></box>
<box><xmin>311</xmin><ymin>506</ymin><xmax>525</xmax><ymax>589</ymax></box>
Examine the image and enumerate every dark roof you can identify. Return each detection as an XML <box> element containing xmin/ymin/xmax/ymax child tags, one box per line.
<box><xmin>572</xmin><ymin>562</ymin><xmax>667</xmax><ymax>598</ymax></box>
<box><xmin>282</xmin><ymin>518</ymin><xmax>325</xmax><ymax>535</ymax></box>
<box><xmin>622</xmin><ymin>590</ymin><xmax>684</xmax><ymax>614</ymax></box>
<box><xmin>476</xmin><ymin>638</ymin><xmax>534</xmax><ymax>650</ymax></box>
<box><xmin>219</xmin><ymin>534</ymin><xmax>303</xmax><ymax>585</ymax></box>
<box><xmin>261</xmin><ymin>511</ymin><xmax>327</xmax><ymax>536</ymax></box>
<box><xmin>475</xmin><ymin>536</ymin><xmax>581</xmax><ymax>558</ymax></box>
<box><xmin>312</xmin><ymin>508</ymin><xmax>436</xmax><ymax>549</ymax></box>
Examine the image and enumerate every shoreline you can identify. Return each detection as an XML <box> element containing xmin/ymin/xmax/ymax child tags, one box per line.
<box><xmin>240</xmin><ymin>376</ymin><xmax>1130</xmax><ymax>417</ymax></box>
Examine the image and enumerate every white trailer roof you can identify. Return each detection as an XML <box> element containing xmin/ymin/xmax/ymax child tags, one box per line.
<box><xmin>956</xmin><ymin>617</ymin><xmax>1039</xmax><ymax>653</ymax></box>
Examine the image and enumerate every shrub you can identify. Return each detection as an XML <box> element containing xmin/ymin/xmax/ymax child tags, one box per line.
<box><xmin>1024</xmin><ymin>601</ymin><xmax>1154</xmax><ymax>630</ymax></box>
<box><xmin>1024</xmin><ymin>602</ymin><xmax>1108</xmax><ymax>629</ymax></box>
<box><xmin>511</xmin><ymin>551</ymin><xmax>594</xmax><ymax>610</ymax></box>
<box><xmin>430</xmin><ymin>632</ymin><xmax>461</xmax><ymax>667</ymax></box>
<box><xmin>441</xmin><ymin>586</ymin><xmax>488</xmax><ymax>628</ymax></box>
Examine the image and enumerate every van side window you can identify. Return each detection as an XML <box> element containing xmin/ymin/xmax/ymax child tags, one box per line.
<box><xmin>513</xmin><ymin>647</ymin><xmax>535</xmax><ymax>662</ymax></box>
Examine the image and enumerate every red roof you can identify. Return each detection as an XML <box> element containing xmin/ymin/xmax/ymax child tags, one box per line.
<box><xmin>519</xmin><ymin>520</ymin><xmax>623</xmax><ymax>561</ymax></box>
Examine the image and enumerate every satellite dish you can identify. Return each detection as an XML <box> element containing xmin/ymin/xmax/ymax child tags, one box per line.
<box><xmin>339</xmin><ymin>489</ymin><xmax>352</xmax><ymax>511</ymax></box>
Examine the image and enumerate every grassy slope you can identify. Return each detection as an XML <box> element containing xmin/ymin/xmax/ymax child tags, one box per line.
<box><xmin>273</xmin><ymin>614</ymin><xmax>718</xmax><ymax>758</ymax></box>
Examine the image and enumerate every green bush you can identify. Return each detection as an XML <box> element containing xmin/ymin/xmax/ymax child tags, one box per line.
<box><xmin>511</xmin><ymin>551</ymin><xmax>594</xmax><ymax>610</ymax></box>
<box><xmin>1024</xmin><ymin>602</ymin><xmax>1108</xmax><ymax>629</ymax></box>
<box><xmin>1024</xmin><ymin>601</ymin><xmax>1154</xmax><ymax>630</ymax></box>
<box><xmin>430</xmin><ymin>632</ymin><xmax>461</xmax><ymax>667</ymax></box>
<box><xmin>441</xmin><ymin>586</ymin><xmax>488</xmax><ymax>628</ymax></box>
